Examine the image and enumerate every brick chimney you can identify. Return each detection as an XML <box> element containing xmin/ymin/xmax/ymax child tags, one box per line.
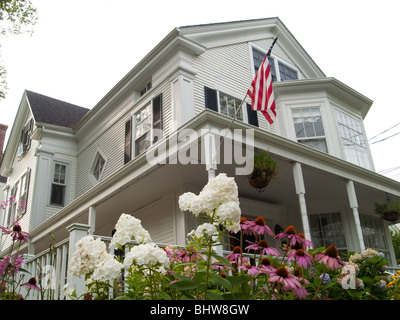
<box><xmin>0</xmin><ymin>123</ymin><xmax>8</xmax><ymax>163</ymax></box>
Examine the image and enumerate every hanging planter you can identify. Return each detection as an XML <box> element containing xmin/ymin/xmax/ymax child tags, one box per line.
<box><xmin>248</xmin><ymin>152</ymin><xmax>278</xmax><ymax>192</ymax></box>
<box><xmin>374</xmin><ymin>195</ymin><xmax>400</xmax><ymax>222</ymax></box>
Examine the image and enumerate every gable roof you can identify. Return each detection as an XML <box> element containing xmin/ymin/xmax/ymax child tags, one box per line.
<box><xmin>26</xmin><ymin>90</ymin><xmax>89</xmax><ymax>128</ymax></box>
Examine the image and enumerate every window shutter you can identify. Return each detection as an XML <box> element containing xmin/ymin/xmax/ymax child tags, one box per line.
<box><xmin>124</xmin><ymin>119</ymin><xmax>132</xmax><ymax>164</ymax></box>
<box><xmin>246</xmin><ymin>103</ymin><xmax>259</xmax><ymax>127</ymax></box>
<box><xmin>204</xmin><ymin>87</ymin><xmax>218</xmax><ymax>112</ymax></box>
<box><xmin>22</xmin><ymin>169</ymin><xmax>31</xmax><ymax>215</ymax></box>
<box><xmin>152</xmin><ymin>94</ymin><xmax>163</xmax><ymax>143</ymax></box>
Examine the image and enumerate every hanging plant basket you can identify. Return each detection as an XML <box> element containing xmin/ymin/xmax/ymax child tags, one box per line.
<box><xmin>248</xmin><ymin>152</ymin><xmax>278</xmax><ymax>192</ymax></box>
<box><xmin>374</xmin><ymin>196</ymin><xmax>400</xmax><ymax>223</ymax></box>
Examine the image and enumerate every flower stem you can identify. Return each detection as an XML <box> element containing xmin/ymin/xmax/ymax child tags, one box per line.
<box><xmin>313</xmin><ymin>266</ymin><xmax>327</xmax><ymax>300</ymax></box>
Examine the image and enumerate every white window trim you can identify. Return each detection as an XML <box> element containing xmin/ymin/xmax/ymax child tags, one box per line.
<box><xmin>212</xmin><ymin>86</ymin><xmax>249</xmax><ymax>123</ymax></box>
<box><xmin>49</xmin><ymin>161</ymin><xmax>69</xmax><ymax>207</ymax></box>
<box><xmin>333</xmin><ymin>107</ymin><xmax>373</xmax><ymax>170</ymax></box>
<box><xmin>249</xmin><ymin>42</ymin><xmax>301</xmax><ymax>81</ymax></box>
<box><xmin>88</xmin><ymin>147</ymin><xmax>108</xmax><ymax>186</ymax></box>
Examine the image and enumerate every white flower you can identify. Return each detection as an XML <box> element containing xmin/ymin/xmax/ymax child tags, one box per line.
<box><xmin>361</xmin><ymin>248</ymin><xmax>378</xmax><ymax>259</ymax></box>
<box><xmin>178</xmin><ymin>192</ymin><xmax>198</xmax><ymax>212</ymax></box>
<box><xmin>91</xmin><ymin>253</ymin><xmax>123</xmax><ymax>282</ymax></box>
<box><xmin>188</xmin><ymin>223</ymin><xmax>218</xmax><ymax>240</ymax></box>
<box><xmin>124</xmin><ymin>243</ymin><xmax>169</xmax><ymax>274</ymax></box>
<box><xmin>349</xmin><ymin>253</ymin><xmax>362</xmax><ymax>263</ymax></box>
<box><xmin>111</xmin><ymin>213</ymin><xmax>152</xmax><ymax>247</ymax></box>
<box><xmin>214</xmin><ymin>201</ymin><xmax>241</xmax><ymax>232</ymax></box>
<box><xmin>68</xmin><ymin>236</ymin><xmax>109</xmax><ymax>277</ymax></box>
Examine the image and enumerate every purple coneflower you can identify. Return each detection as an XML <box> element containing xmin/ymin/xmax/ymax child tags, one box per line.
<box><xmin>266</xmin><ymin>266</ymin><xmax>302</xmax><ymax>291</ymax></box>
<box><xmin>0</xmin><ymin>219</ymin><xmax>30</xmax><ymax>243</ymax></box>
<box><xmin>21</xmin><ymin>277</ymin><xmax>40</xmax><ymax>291</ymax></box>
<box><xmin>242</xmin><ymin>217</ymin><xmax>274</xmax><ymax>237</ymax></box>
<box><xmin>287</xmin><ymin>249</ymin><xmax>314</xmax><ymax>268</ymax></box>
<box><xmin>245</xmin><ymin>240</ymin><xmax>280</xmax><ymax>257</ymax></box>
<box><xmin>259</xmin><ymin>257</ymin><xmax>275</xmax><ymax>273</ymax></box>
<box><xmin>239</xmin><ymin>264</ymin><xmax>259</xmax><ymax>276</ymax></box>
<box><xmin>315</xmin><ymin>245</ymin><xmax>345</xmax><ymax>270</ymax></box>
<box><xmin>225</xmin><ymin>246</ymin><xmax>242</xmax><ymax>262</ymax></box>
<box><xmin>297</xmin><ymin>233</ymin><xmax>314</xmax><ymax>249</ymax></box>
<box><xmin>275</xmin><ymin>225</ymin><xmax>305</xmax><ymax>247</ymax></box>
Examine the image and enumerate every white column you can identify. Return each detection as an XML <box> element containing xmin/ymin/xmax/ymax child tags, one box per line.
<box><xmin>66</xmin><ymin>223</ymin><xmax>91</xmax><ymax>299</ymax></box>
<box><xmin>88</xmin><ymin>206</ymin><xmax>96</xmax><ymax>235</ymax></box>
<box><xmin>346</xmin><ymin>180</ymin><xmax>365</xmax><ymax>252</ymax></box>
<box><xmin>292</xmin><ymin>162</ymin><xmax>311</xmax><ymax>240</ymax></box>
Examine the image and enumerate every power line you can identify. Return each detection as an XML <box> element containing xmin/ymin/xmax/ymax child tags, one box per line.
<box><xmin>370</xmin><ymin>131</ymin><xmax>400</xmax><ymax>144</ymax></box>
<box><xmin>369</xmin><ymin>121</ymin><xmax>400</xmax><ymax>141</ymax></box>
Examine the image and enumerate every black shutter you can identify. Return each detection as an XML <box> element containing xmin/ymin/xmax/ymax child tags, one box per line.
<box><xmin>204</xmin><ymin>87</ymin><xmax>218</xmax><ymax>112</ymax></box>
<box><xmin>124</xmin><ymin>119</ymin><xmax>132</xmax><ymax>164</ymax></box>
<box><xmin>152</xmin><ymin>94</ymin><xmax>162</xmax><ymax>143</ymax></box>
<box><xmin>246</xmin><ymin>103</ymin><xmax>259</xmax><ymax>127</ymax></box>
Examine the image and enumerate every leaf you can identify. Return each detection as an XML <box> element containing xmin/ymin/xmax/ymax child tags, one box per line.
<box><xmin>157</xmin><ymin>291</ymin><xmax>172</xmax><ymax>300</ymax></box>
<box><xmin>206</xmin><ymin>291</ymin><xmax>226</xmax><ymax>300</ymax></box>
<box><xmin>210</xmin><ymin>253</ymin><xmax>233</xmax><ymax>268</ymax></box>
<box><xmin>210</xmin><ymin>273</ymin><xmax>232</xmax><ymax>292</ymax></box>
<box><xmin>170</xmin><ymin>279</ymin><xmax>201</xmax><ymax>291</ymax></box>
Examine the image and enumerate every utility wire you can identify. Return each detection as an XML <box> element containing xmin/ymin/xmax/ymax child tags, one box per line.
<box><xmin>370</xmin><ymin>131</ymin><xmax>400</xmax><ymax>144</ymax></box>
<box><xmin>369</xmin><ymin>121</ymin><xmax>400</xmax><ymax>141</ymax></box>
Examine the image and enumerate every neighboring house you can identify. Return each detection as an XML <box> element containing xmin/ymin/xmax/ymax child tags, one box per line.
<box><xmin>1</xmin><ymin>17</ymin><xmax>399</xmax><ymax>284</ymax></box>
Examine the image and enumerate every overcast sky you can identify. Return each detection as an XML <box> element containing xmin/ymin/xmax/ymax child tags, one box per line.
<box><xmin>1</xmin><ymin>0</ymin><xmax>399</xmax><ymax>181</ymax></box>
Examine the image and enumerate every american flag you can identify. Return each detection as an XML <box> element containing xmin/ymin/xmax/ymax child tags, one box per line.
<box><xmin>247</xmin><ymin>36</ymin><xmax>278</xmax><ymax>124</ymax></box>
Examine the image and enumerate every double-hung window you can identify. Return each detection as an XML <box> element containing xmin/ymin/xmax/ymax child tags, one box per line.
<box><xmin>335</xmin><ymin>109</ymin><xmax>372</xmax><ymax>169</ymax></box>
<box><xmin>50</xmin><ymin>163</ymin><xmax>67</xmax><ymax>206</ymax></box>
<box><xmin>292</xmin><ymin>107</ymin><xmax>328</xmax><ymax>153</ymax></box>
<box><xmin>5</xmin><ymin>169</ymin><xmax>31</xmax><ymax>225</ymax></box>
<box><xmin>124</xmin><ymin>94</ymin><xmax>163</xmax><ymax>163</ymax></box>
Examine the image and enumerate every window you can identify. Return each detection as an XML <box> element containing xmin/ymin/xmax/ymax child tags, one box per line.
<box><xmin>91</xmin><ymin>153</ymin><xmax>105</xmax><ymax>182</ymax></box>
<box><xmin>251</xmin><ymin>46</ymin><xmax>298</xmax><ymax>82</ymax></box>
<box><xmin>5</xmin><ymin>169</ymin><xmax>31</xmax><ymax>225</ymax></box>
<box><xmin>309</xmin><ymin>212</ymin><xmax>347</xmax><ymax>254</ymax></box>
<box><xmin>139</xmin><ymin>81</ymin><xmax>152</xmax><ymax>97</ymax></box>
<box><xmin>204</xmin><ymin>87</ymin><xmax>258</xmax><ymax>127</ymax></box>
<box><xmin>335</xmin><ymin>109</ymin><xmax>372</xmax><ymax>169</ymax></box>
<box><xmin>360</xmin><ymin>213</ymin><xmax>390</xmax><ymax>259</ymax></box>
<box><xmin>50</xmin><ymin>163</ymin><xmax>66</xmax><ymax>206</ymax></box>
<box><xmin>18</xmin><ymin>119</ymin><xmax>34</xmax><ymax>158</ymax></box>
<box><xmin>127</xmin><ymin>94</ymin><xmax>163</xmax><ymax>159</ymax></box>
<box><xmin>292</xmin><ymin>107</ymin><xmax>328</xmax><ymax>152</ymax></box>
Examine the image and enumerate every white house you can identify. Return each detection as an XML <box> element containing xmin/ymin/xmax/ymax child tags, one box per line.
<box><xmin>1</xmin><ymin>18</ymin><xmax>399</xmax><ymax>297</ymax></box>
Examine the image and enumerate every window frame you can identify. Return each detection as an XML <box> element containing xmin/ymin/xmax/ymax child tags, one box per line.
<box><xmin>50</xmin><ymin>162</ymin><xmax>68</xmax><ymax>207</ymax></box>
<box><xmin>249</xmin><ymin>43</ymin><xmax>300</xmax><ymax>82</ymax></box>
<box><xmin>130</xmin><ymin>94</ymin><xmax>163</xmax><ymax>158</ymax></box>
<box><xmin>309</xmin><ymin>212</ymin><xmax>348</xmax><ymax>254</ymax></box>
<box><xmin>291</xmin><ymin>106</ymin><xmax>328</xmax><ymax>153</ymax></box>
<box><xmin>334</xmin><ymin>108</ymin><xmax>372</xmax><ymax>169</ymax></box>
<box><xmin>88</xmin><ymin>148</ymin><xmax>107</xmax><ymax>186</ymax></box>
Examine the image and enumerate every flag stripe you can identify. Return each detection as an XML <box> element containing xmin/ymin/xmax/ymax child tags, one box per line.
<box><xmin>247</xmin><ymin>55</ymin><xmax>276</xmax><ymax>124</ymax></box>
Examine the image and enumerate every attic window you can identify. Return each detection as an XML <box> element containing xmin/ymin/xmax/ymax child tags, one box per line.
<box><xmin>251</xmin><ymin>46</ymin><xmax>298</xmax><ymax>82</ymax></box>
<box><xmin>18</xmin><ymin>118</ymin><xmax>34</xmax><ymax>158</ymax></box>
<box><xmin>139</xmin><ymin>81</ymin><xmax>152</xmax><ymax>97</ymax></box>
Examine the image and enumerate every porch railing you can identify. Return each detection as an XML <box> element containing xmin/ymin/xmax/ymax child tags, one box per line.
<box><xmin>19</xmin><ymin>222</ymin><xmax>400</xmax><ymax>300</ymax></box>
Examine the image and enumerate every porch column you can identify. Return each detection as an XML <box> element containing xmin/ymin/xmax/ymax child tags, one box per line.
<box><xmin>292</xmin><ymin>162</ymin><xmax>311</xmax><ymax>240</ymax></box>
<box><xmin>346</xmin><ymin>180</ymin><xmax>365</xmax><ymax>252</ymax></box>
<box><xmin>66</xmin><ymin>223</ymin><xmax>91</xmax><ymax>299</ymax></box>
<box><xmin>88</xmin><ymin>206</ymin><xmax>96</xmax><ymax>235</ymax></box>
<box><xmin>203</xmin><ymin>131</ymin><xmax>217</xmax><ymax>181</ymax></box>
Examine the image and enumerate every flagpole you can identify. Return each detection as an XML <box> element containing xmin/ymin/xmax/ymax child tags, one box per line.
<box><xmin>209</xmin><ymin>92</ymin><xmax>249</xmax><ymax>175</ymax></box>
<box><xmin>208</xmin><ymin>33</ymin><xmax>279</xmax><ymax>179</ymax></box>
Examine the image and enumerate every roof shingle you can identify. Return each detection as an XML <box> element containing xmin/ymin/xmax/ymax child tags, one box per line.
<box><xmin>26</xmin><ymin>90</ymin><xmax>89</xmax><ymax>128</ymax></box>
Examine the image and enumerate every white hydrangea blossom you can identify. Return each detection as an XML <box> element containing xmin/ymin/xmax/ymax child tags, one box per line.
<box><xmin>124</xmin><ymin>243</ymin><xmax>170</xmax><ymax>274</ymax></box>
<box><xmin>111</xmin><ymin>213</ymin><xmax>152</xmax><ymax>247</ymax></box>
<box><xmin>68</xmin><ymin>236</ymin><xmax>109</xmax><ymax>277</ymax></box>
<box><xmin>188</xmin><ymin>223</ymin><xmax>218</xmax><ymax>240</ymax></box>
<box><xmin>178</xmin><ymin>173</ymin><xmax>241</xmax><ymax>230</ymax></box>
